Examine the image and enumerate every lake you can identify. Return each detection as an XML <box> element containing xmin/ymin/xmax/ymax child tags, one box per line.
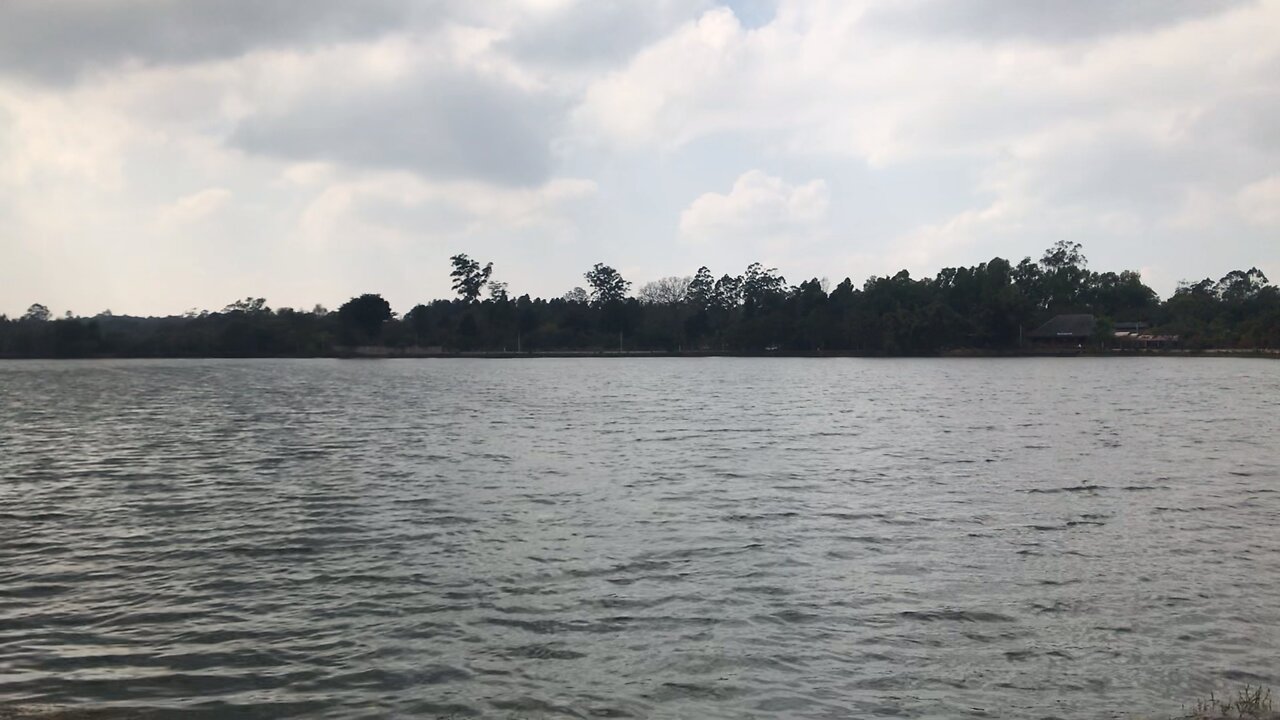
<box><xmin>1</xmin><ymin>358</ymin><xmax>1278</xmax><ymax>719</ymax></box>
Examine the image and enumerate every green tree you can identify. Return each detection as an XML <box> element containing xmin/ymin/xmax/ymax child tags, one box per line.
<box><xmin>741</xmin><ymin>262</ymin><xmax>786</xmax><ymax>316</ymax></box>
<box><xmin>450</xmin><ymin>254</ymin><xmax>493</xmax><ymax>303</ymax></box>
<box><xmin>687</xmin><ymin>266</ymin><xmax>714</xmax><ymax>309</ymax></box>
<box><xmin>1013</xmin><ymin>257</ymin><xmax>1045</xmax><ymax>310</ymax></box>
<box><xmin>1216</xmin><ymin>267</ymin><xmax>1269</xmax><ymax>303</ymax></box>
<box><xmin>222</xmin><ymin>297</ymin><xmax>269</xmax><ymax>314</ymax></box>
<box><xmin>584</xmin><ymin>263</ymin><xmax>630</xmax><ymax>305</ymax></box>
<box><xmin>1040</xmin><ymin>240</ymin><xmax>1085</xmax><ymax>272</ymax></box>
<box><xmin>711</xmin><ymin>274</ymin><xmax>742</xmax><ymax>310</ymax></box>
<box><xmin>22</xmin><ymin>303</ymin><xmax>51</xmax><ymax>322</ymax></box>
<box><xmin>405</xmin><ymin>304</ymin><xmax>433</xmax><ymax>343</ymax></box>
<box><xmin>338</xmin><ymin>294</ymin><xmax>394</xmax><ymax>342</ymax></box>
<box><xmin>516</xmin><ymin>294</ymin><xmax>538</xmax><ymax>350</ymax></box>
<box><xmin>1039</xmin><ymin>241</ymin><xmax>1090</xmax><ymax>312</ymax></box>
<box><xmin>1088</xmin><ymin>270</ymin><xmax>1158</xmax><ymax>320</ymax></box>
<box><xmin>637</xmin><ymin>276</ymin><xmax>691</xmax><ymax>305</ymax></box>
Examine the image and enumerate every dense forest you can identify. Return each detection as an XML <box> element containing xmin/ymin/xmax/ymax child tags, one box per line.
<box><xmin>2</xmin><ymin>242</ymin><xmax>1277</xmax><ymax>358</ymax></box>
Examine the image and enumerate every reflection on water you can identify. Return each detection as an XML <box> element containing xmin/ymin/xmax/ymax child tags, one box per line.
<box><xmin>1</xmin><ymin>358</ymin><xmax>1278</xmax><ymax>719</ymax></box>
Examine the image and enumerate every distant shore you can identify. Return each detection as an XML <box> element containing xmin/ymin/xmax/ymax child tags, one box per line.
<box><xmin>1</xmin><ymin>348</ymin><xmax>1277</xmax><ymax>361</ymax></box>
<box><xmin>340</xmin><ymin>347</ymin><xmax>1280</xmax><ymax>360</ymax></box>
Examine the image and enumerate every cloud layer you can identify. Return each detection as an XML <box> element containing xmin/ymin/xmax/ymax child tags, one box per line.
<box><xmin>1</xmin><ymin>0</ymin><xmax>1276</xmax><ymax>316</ymax></box>
<box><xmin>680</xmin><ymin>170</ymin><xmax>829</xmax><ymax>249</ymax></box>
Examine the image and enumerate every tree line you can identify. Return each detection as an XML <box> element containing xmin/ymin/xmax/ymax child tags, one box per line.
<box><xmin>2</xmin><ymin>243</ymin><xmax>1277</xmax><ymax>358</ymax></box>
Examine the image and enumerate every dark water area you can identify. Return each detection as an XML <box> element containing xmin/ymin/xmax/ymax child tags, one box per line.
<box><xmin>1</xmin><ymin>358</ymin><xmax>1278</xmax><ymax>719</ymax></box>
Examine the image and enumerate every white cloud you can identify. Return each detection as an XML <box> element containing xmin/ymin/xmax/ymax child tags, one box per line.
<box><xmin>2</xmin><ymin>0</ymin><xmax>1279</xmax><ymax>313</ymax></box>
<box><xmin>1237</xmin><ymin>175</ymin><xmax>1280</xmax><ymax>227</ymax></box>
<box><xmin>576</xmin><ymin>1</ymin><xmax>1278</xmax><ymax>165</ymax></box>
<box><xmin>575</xmin><ymin>8</ymin><xmax>752</xmax><ymax>148</ymax></box>
<box><xmin>156</xmin><ymin>187</ymin><xmax>232</xmax><ymax>228</ymax></box>
<box><xmin>679</xmin><ymin>169</ymin><xmax>829</xmax><ymax>246</ymax></box>
<box><xmin>884</xmin><ymin>201</ymin><xmax>1017</xmax><ymax>271</ymax></box>
<box><xmin>864</xmin><ymin>0</ymin><xmax>1252</xmax><ymax>42</ymax></box>
<box><xmin>294</xmin><ymin>173</ymin><xmax>597</xmax><ymax>245</ymax></box>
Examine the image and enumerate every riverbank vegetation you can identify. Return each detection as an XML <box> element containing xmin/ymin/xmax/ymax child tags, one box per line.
<box><xmin>1178</xmin><ymin>685</ymin><xmax>1277</xmax><ymax>719</ymax></box>
<box><xmin>2</xmin><ymin>243</ymin><xmax>1276</xmax><ymax>357</ymax></box>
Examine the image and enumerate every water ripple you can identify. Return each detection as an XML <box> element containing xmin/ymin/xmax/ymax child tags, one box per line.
<box><xmin>1</xmin><ymin>357</ymin><xmax>1279</xmax><ymax>719</ymax></box>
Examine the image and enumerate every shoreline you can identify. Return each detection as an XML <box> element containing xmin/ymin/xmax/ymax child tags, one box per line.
<box><xmin>1</xmin><ymin>349</ymin><xmax>1277</xmax><ymax>361</ymax></box>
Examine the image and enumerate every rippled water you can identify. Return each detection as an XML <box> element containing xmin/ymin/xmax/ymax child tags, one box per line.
<box><xmin>2</xmin><ymin>358</ymin><xmax>1279</xmax><ymax>719</ymax></box>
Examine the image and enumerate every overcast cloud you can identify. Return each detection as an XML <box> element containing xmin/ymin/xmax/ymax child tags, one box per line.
<box><xmin>231</xmin><ymin>66</ymin><xmax>563</xmax><ymax>186</ymax></box>
<box><xmin>864</xmin><ymin>0</ymin><xmax>1254</xmax><ymax>41</ymax></box>
<box><xmin>1</xmin><ymin>0</ymin><xmax>1276</xmax><ymax>316</ymax></box>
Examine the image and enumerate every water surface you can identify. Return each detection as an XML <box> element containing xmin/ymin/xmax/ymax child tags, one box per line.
<box><xmin>2</xmin><ymin>358</ymin><xmax>1278</xmax><ymax>718</ymax></box>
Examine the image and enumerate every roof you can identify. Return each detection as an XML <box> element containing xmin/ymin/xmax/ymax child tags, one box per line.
<box><xmin>1029</xmin><ymin>314</ymin><xmax>1096</xmax><ymax>338</ymax></box>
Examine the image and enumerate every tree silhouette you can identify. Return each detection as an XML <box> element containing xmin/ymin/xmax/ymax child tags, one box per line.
<box><xmin>21</xmin><ymin>304</ymin><xmax>51</xmax><ymax>322</ymax></box>
<box><xmin>638</xmin><ymin>276</ymin><xmax>691</xmax><ymax>305</ymax></box>
<box><xmin>741</xmin><ymin>262</ymin><xmax>786</xmax><ymax>316</ymax></box>
<box><xmin>687</xmin><ymin>266</ymin><xmax>714</xmax><ymax>309</ymax></box>
<box><xmin>1216</xmin><ymin>267</ymin><xmax>1269</xmax><ymax>303</ymax></box>
<box><xmin>450</xmin><ymin>254</ymin><xmax>493</xmax><ymax>303</ymax></box>
<box><xmin>584</xmin><ymin>264</ymin><xmax>630</xmax><ymax>305</ymax></box>
<box><xmin>222</xmin><ymin>297</ymin><xmax>269</xmax><ymax>315</ymax></box>
<box><xmin>3</xmin><ymin>241</ymin><xmax>1276</xmax><ymax>357</ymax></box>
<box><xmin>338</xmin><ymin>294</ymin><xmax>393</xmax><ymax>342</ymax></box>
<box><xmin>1040</xmin><ymin>241</ymin><xmax>1086</xmax><ymax>271</ymax></box>
<box><xmin>711</xmin><ymin>274</ymin><xmax>742</xmax><ymax>310</ymax></box>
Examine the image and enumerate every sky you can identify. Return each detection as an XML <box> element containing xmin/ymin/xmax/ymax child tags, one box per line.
<box><xmin>1</xmin><ymin>0</ymin><xmax>1277</xmax><ymax>317</ymax></box>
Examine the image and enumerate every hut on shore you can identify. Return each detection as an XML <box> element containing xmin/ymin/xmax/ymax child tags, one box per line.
<box><xmin>1028</xmin><ymin>314</ymin><xmax>1096</xmax><ymax>348</ymax></box>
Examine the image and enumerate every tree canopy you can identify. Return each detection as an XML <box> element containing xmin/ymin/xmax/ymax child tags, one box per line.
<box><xmin>584</xmin><ymin>264</ymin><xmax>630</xmax><ymax>306</ymax></box>
<box><xmin>338</xmin><ymin>294</ymin><xmax>394</xmax><ymax>342</ymax></box>
<box><xmin>450</xmin><ymin>254</ymin><xmax>493</xmax><ymax>303</ymax></box>
<box><xmin>2</xmin><ymin>244</ymin><xmax>1277</xmax><ymax>358</ymax></box>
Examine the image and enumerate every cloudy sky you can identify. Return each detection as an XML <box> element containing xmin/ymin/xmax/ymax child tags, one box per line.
<box><xmin>2</xmin><ymin>0</ymin><xmax>1277</xmax><ymax>316</ymax></box>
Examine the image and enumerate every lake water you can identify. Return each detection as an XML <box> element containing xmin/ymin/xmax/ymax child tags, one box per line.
<box><xmin>1</xmin><ymin>358</ymin><xmax>1278</xmax><ymax>719</ymax></box>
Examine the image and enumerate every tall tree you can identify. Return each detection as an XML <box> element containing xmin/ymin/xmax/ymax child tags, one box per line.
<box><xmin>21</xmin><ymin>303</ymin><xmax>51</xmax><ymax>322</ymax></box>
<box><xmin>1216</xmin><ymin>267</ymin><xmax>1269</xmax><ymax>303</ymax></box>
<box><xmin>1039</xmin><ymin>241</ymin><xmax>1090</xmax><ymax>311</ymax></box>
<box><xmin>1040</xmin><ymin>240</ymin><xmax>1086</xmax><ymax>272</ymax></box>
<box><xmin>687</xmin><ymin>266</ymin><xmax>714</xmax><ymax>309</ymax></box>
<box><xmin>711</xmin><ymin>274</ymin><xmax>742</xmax><ymax>310</ymax></box>
<box><xmin>450</xmin><ymin>254</ymin><xmax>493</xmax><ymax>303</ymax></box>
<box><xmin>741</xmin><ymin>262</ymin><xmax>786</xmax><ymax>316</ymax></box>
<box><xmin>584</xmin><ymin>263</ymin><xmax>631</xmax><ymax>305</ymax></box>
